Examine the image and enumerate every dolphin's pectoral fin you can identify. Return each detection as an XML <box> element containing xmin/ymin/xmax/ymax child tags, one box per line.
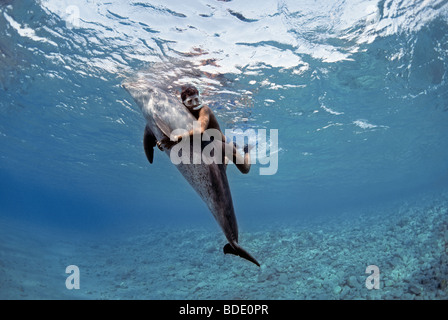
<box><xmin>143</xmin><ymin>125</ymin><xmax>157</xmax><ymax>164</ymax></box>
<box><xmin>223</xmin><ymin>242</ymin><xmax>260</xmax><ymax>267</ymax></box>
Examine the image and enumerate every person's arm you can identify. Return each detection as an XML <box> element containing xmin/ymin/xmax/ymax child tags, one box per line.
<box><xmin>160</xmin><ymin>107</ymin><xmax>210</xmax><ymax>149</ymax></box>
<box><xmin>176</xmin><ymin>107</ymin><xmax>210</xmax><ymax>141</ymax></box>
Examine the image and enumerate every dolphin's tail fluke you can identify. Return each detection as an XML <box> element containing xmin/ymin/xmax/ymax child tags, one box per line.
<box><xmin>223</xmin><ymin>242</ymin><xmax>260</xmax><ymax>267</ymax></box>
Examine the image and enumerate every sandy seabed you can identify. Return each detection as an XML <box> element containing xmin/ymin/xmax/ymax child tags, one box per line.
<box><xmin>1</xmin><ymin>190</ymin><xmax>447</xmax><ymax>300</ymax></box>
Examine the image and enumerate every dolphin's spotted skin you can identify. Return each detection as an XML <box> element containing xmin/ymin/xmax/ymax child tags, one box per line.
<box><xmin>122</xmin><ymin>80</ymin><xmax>260</xmax><ymax>267</ymax></box>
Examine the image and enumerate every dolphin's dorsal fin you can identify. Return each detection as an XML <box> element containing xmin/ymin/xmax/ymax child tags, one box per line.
<box><xmin>154</xmin><ymin>114</ymin><xmax>172</xmax><ymax>138</ymax></box>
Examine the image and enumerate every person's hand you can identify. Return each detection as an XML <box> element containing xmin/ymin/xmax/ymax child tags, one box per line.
<box><xmin>160</xmin><ymin>135</ymin><xmax>181</xmax><ymax>150</ymax></box>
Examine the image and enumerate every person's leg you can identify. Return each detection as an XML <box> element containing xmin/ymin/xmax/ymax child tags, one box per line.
<box><xmin>223</xmin><ymin>142</ymin><xmax>251</xmax><ymax>174</ymax></box>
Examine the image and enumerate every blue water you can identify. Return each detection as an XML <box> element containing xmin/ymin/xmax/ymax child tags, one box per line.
<box><xmin>1</xmin><ymin>0</ymin><xmax>448</xmax><ymax>300</ymax></box>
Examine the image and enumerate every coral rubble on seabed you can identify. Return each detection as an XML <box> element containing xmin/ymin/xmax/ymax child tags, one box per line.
<box><xmin>0</xmin><ymin>191</ymin><xmax>447</xmax><ymax>300</ymax></box>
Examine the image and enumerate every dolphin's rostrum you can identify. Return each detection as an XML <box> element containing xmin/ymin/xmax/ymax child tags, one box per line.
<box><xmin>122</xmin><ymin>80</ymin><xmax>260</xmax><ymax>267</ymax></box>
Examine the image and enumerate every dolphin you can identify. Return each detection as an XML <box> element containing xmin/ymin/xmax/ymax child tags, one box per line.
<box><xmin>122</xmin><ymin>79</ymin><xmax>260</xmax><ymax>267</ymax></box>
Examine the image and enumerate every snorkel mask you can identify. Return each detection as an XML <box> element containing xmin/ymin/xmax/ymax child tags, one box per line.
<box><xmin>183</xmin><ymin>94</ymin><xmax>203</xmax><ymax>111</ymax></box>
